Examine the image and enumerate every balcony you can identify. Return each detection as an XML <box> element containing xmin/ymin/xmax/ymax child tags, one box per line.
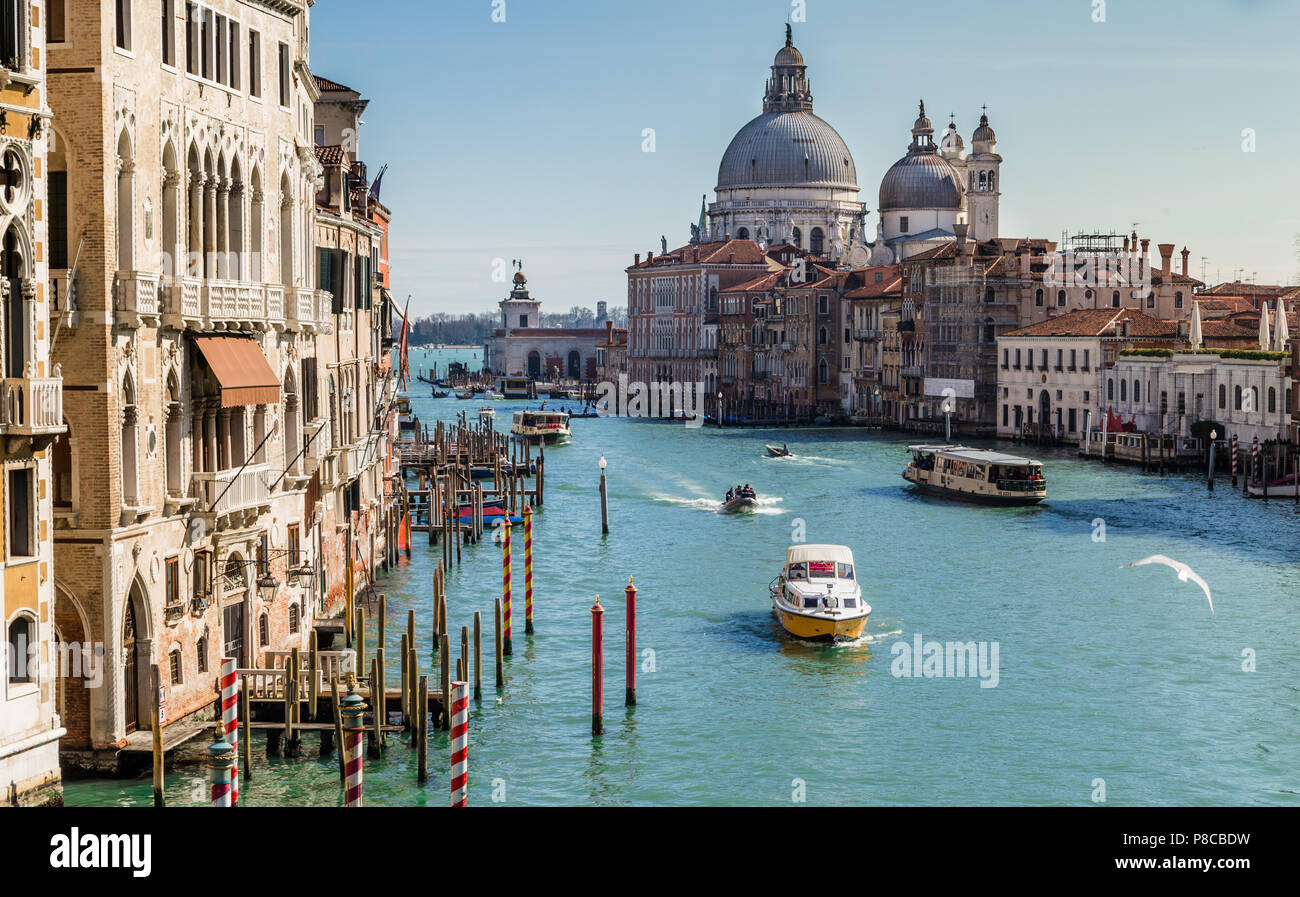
<box><xmin>191</xmin><ymin>463</ymin><xmax>271</xmax><ymax>520</ymax></box>
<box><xmin>160</xmin><ymin>278</ymin><xmax>315</xmax><ymax>332</ymax></box>
<box><xmin>854</xmin><ymin>328</ymin><xmax>881</xmax><ymax>341</ymax></box>
<box><xmin>114</xmin><ymin>271</ymin><xmax>162</xmax><ymax>327</ymax></box>
<box><xmin>0</xmin><ymin>374</ymin><xmax>64</xmax><ymax>440</ymax></box>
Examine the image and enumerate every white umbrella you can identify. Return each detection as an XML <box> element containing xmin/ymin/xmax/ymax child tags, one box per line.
<box><xmin>1274</xmin><ymin>300</ymin><xmax>1289</xmax><ymax>351</ymax></box>
<box><xmin>1258</xmin><ymin>300</ymin><xmax>1272</xmax><ymax>351</ymax></box>
<box><xmin>1189</xmin><ymin>300</ymin><xmax>1203</xmax><ymax>350</ymax></box>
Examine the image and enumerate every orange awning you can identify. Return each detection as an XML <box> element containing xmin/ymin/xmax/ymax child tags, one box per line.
<box><xmin>192</xmin><ymin>335</ymin><xmax>281</xmax><ymax>407</ymax></box>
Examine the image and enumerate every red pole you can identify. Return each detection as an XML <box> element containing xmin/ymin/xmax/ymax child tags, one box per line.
<box><xmin>624</xmin><ymin>577</ymin><xmax>637</xmax><ymax>707</ymax></box>
<box><xmin>591</xmin><ymin>596</ymin><xmax>604</xmax><ymax>736</ymax></box>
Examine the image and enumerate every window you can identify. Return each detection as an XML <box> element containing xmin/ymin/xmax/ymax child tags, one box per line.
<box><xmin>899</xmin><ymin>217</ymin><xmax>909</xmax><ymax>234</ymax></box>
<box><xmin>48</xmin><ymin>0</ymin><xmax>67</xmax><ymax>43</ymax></box>
<box><xmin>1039</xmin><ymin>349</ymin><xmax>1047</xmax><ymax>370</ymax></box>
<box><xmin>169</xmin><ymin>649</ymin><xmax>182</xmax><ymax>684</ymax></box>
<box><xmin>1068</xmin><ymin>408</ymin><xmax>1077</xmax><ymax>432</ymax></box>
<box><xmin>1002</xmin><ymin>404</ymin><xmax>1008</xmax><ymax>427</ymax></box>
<box><xmin>1178</xmin><ymin>392</ymin><xmax>1186</xmax><ymax>415</ymax></box>
<box><xmin>228</xmin><ymin>20</ymin><xmax>240</xmax><ymax>89</ymax></box>
<box><xmin>193</xmin><ymin>549</ymin><xmax>210</xmax><ymax>600</ymax></box>
<box><xmin>7</xmin><ymin>467</ymin><xmax>33</xmax><ymax>558</ymax></box>
<box><xmin>1083</xmin><ymin>349</ymin><xmax>1090</xmax><ymax>371</ymax></box>
<box><xmin>1055</xmin><ymin>349</ymin><xmax>1063</xmax><ymax>371</ymax></box>
<box><xmin>259</xmin><ymin>613</ymin><xmax>269</xmax><ymax>647</ymax></box>
<box><xmin>196</xmin><ymin>636</ymin><xmax>208</xmax><ymax>674</ymax></box>
<box><xmin>1</xmin><ymin>0</ymin><xmax>23</xmax><ymax>68</ymax></box>
<box><xmin>7</xmin><ymin>616</ymin><xmax>32</xmax><ymax>683</ymax></box>
<box><xmin>1112</xmin><ymin>291</ymin><xmax>1120</xmax><ymax>308</ymax></box>
<box><xmin>809</xmin><ymin>227</ymin><xmax>824</xmax><ymax>255</ymax></box>
<box><xmin>314</xmin><ymin>124</ymin><xmax>325</xmax><ymax>146</ymax></box>
<box><xmin>1158</xmin><ymin>390</ymin><xmax>1166</xmax><ymax>414</ymax></box>
<box><xmin>1120</xmin><ymin>379</ymin><xmax>1127</xmax><ymax>401</ymax></box>
<box><xmin>1014</xmin><ymin>348</ymin><xmax>1021</xmax><ymax>369</ymax></box>
<box><xmin>1146</xmin><ymin>293</ymin><xmax>1155</xmax><ymax>309</ymax></box>
<box><xmin>1107</xmin><ymin>379</ymin><xmax>1114</xmax><ymax>400</ymax></box>
<box><xmin>1035</xmin><ymin>289</ymin><xmax>1043</xmax><ymax>307</ymax></box>
<box><xmin>115</xmin><ymin>0</ymin><xmax>132</xmax><ymax>51</ymax></box>
<box><xmin>201</xmin><ymin>8</ymin><xmax>211</xmax><ymax>78</ymax></box>
<box><xmin>1219</xmin><ymin>384</ymin><xmax>1227</xmax><ymax>409</ymax></box>
<box><xmin>1057</xmin><ymin>290</ymin><xmax>1066</xmax><ymax>307</ymax></box>
<box><xmin>1134</xmin><ymin>380</ymin><xmax>1141</xmax><ymax>403</ymax></box>
<box><xmin>161</xmin><ymin>0</ymin><xmax>174</xmax><ymax>65</ymax></box>
<box><xmin>1069</xmin><ymin>349</ymin><xmax>1077</xmax><ymax>371</ymax></box>
<box><xmin>248</xmin><ymin>29</ymin><xmax>261</xmax><ymax>96</ymax></box>
<box><xmin>185</xmin><ymin>3</ymin><xmax>196</xmax><ymax>74</ymax></box>
<box><xmin>277</xmin><ymin>41</ymin><xmax>290</xmax><ymax>107</ymax></box>
<box><xmin>1268</xmin><ymin>387</ymin><xmax>1276</xmax><ymax>413</ymax></box>
<box><xmin>1234</xmin><ymin>385</ymin><xmax>1242</xmax><ymax>410</ymax></box>
<box><xmin>257</xmin><ymin>533</ymin><xmax>268</xmax><ymax>577</ymax></box>
<box><xmin>818</xmin><ymin>294</ymin><xmax>828</xmax><ymax>315</ymax></box>
<box><xmin>288</xmin><ymin>604</ymin><xmax>300</xmax><ymax>634</ymax></box>
<box><xmin>288</xmin><ymin>524</ymin><xmax>300</xmax><ymax>566</ymax></box>
<box><xmin>165</xmin><ymin>556</ymin><xmax>180</xmax><ymax>607</ymax></box>
<box><xmin>1175</xmin><ymin>291</ymin><xmax>1183</xmax><ymax>309</ymax></box>
<box><xmin>1002</xmin><ymin>349</ymin><xmax>1008</xmax><ymax>369</ymax></box>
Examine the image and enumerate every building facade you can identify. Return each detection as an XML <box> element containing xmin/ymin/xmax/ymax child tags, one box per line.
<box><xmin>1</xmin><ymin>0</ymin><xmax>65</xmax><ymax>804</ymax></box>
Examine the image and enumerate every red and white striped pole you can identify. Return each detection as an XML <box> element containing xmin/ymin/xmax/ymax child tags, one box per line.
<box><xmin>523</xmin><ymin>505</ymin><xmax>534</xmax><ymax>635</ymax></box>
<box><xmin>625</xmin><ymin>577</ymin><xmax>637</xmax><ymax>707</ymax></box>
<box><xmin>449</xmin><ymin>681</ymin><xmax>469</xmax><ymax>807</ymax></box>
<box><xmin>219</xmin><ymin>658</ymin><xmax>238</xmax><ymax>804</ymax></box>
<box><xmin>207</xmin><ymin>726</ymin><xmax>234</xmax><ymax>807</ymax></box>
<box><xmin>1252</xmin><ymin>435</ymin><xmax>1260</xmax><ymax>486</ymax></box>
<box><xmin>1231</xmin><ymin>433</ymin><xmax>1239</xmax><ymax>487</ymax></box>
<box><xmin>340</xmin><ymin>678</ymin><xmax>366</xmax><ymax>807</ymax></box>
<box><xmin>591</xmin><ymin>596</ymin><xmax>604</xmax><ymax>736</ymax></box>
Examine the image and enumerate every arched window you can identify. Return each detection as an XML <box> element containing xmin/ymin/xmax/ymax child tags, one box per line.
<box><xmin>810</xmin><ymin>227</ymin><xmax>824</xmax><ymax>255</ymax></box>
<box><xmin>987</xmin><ymin>172</ymin><xmax>995</xmax><ymax>191</ymax></box>
<box><xmin>169</xmin><ymin>648</ymin><xmax>183</xmax><ymax>685</ymax></box>
<box><xmin>116</xmin><ymin>130</ymin><xmax>134</xmax><ymax>271</ymax></box>
<box><xmin>1057</xmin><ymin>290</ymin><xmax>1066</xmax><ymax>306</ymax></box>
<box><xmin>1249</xmin><ymin>387</ymin><xmax>1259</xmax><ymax>413</ymax></box>
<box><xmin>289</xmin><ymin>603</ymin><xmax>300</xmax><ymax>634</ymax></box>
<box><xmin>1107</xmin><ymin>378</ymin><xmax>1114</xmax><ymax>401</ymax></box>
<box><xmin>1268</xmin><ymin>387</ymin><xmax>1276</xmax><ymax>413</ymax></box>
<box><xmin>1035</xmin><ymin>289</ymin><xmax>1044</xmax><ymax>307</ymax></box>
<box><xmin>1175</xmin><ymin>291</ymin><xmax>1184</xmax><ymax>309</ymax></box>
<box><xmin>7</xmin><ymin>615</ymin><xmax>33</xmax><ymax>684</ymax></box>
<box><xmin>121</xmin><ymin>373</ymin><xmax>139</xmax><ymax>505</ymax></box>
<box><xmin>1112</xmin><ymin>291</ymin><xmax>1120</xmax><ymax>308</ymax></box>
<box><xmin>1218</xmin><ymin>384</ymin><xmax>1226</xmax><ymax>409</ymax></box>
<box><xmin>736</xmin><ymin>227</ymin><xmax>749</xmax><ymax>240</ymax></box>
<box><xmin>818</xmin><ymin>358</ymin><xmax>828</xmax><ymax>383</ymax></box>
<box><xmin>1120</xmin><ymin>379</ymin><xmax>1127</xmax><ymax>401</ymax></box>
<box><xmin>196</xmin><ymin>636</ymin><xmax>208</xmax><ymax>674</ymax></box>
<box><xmin>259</xmin><ymin>613</ymin><xmax>269</xmax><ymax>647</ymax></box>
<box><xmin>1234</xmin><ymin>385</ymin><xmax>1242</xmax><ymax>410</ymax></box>
<box><xmin>792</xmin><ymin>227</ymin><xmax>802</xmax><ymax>248</ymax></box>
<box><xmin>1134</xmin><ymin>380</ymin><xmax>1140</xmax><ymax>403</ymax></box>
<box><xmin>979</xmin><ymin>170</ymin><xmax>988</xmax><ymax>190</ymax></box>
<box><xmin>1146</xmin><ymin>292</ymin><xmax>1155</xmax><ymax>309</ymax></box>
<box><xmin>2</xmin><ymin>223</ymin><xmax>30</xmax><ymax>379</ymax></box>
<box><xmin>279</xmin><ymin>172</ymin><xmax>293</xmax><ymax>286</ymax></box>
<box><xmin>165</xmin><ymin>372</ymin><xmax>183</xmax><ymax>496</ymax></box>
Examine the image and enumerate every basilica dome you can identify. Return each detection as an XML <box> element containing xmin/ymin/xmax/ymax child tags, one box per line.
<box><xmin>878</xmin><ymin>152</ymin><xmax>963</xmax><ymax>211</ymax></box>
<box><xmin>716</xmin><ymin>111</ymin><xmax>858</xmax><ymax>190</ymax></box>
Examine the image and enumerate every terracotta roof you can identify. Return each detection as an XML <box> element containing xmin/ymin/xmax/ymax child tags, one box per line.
<box><xmin>1202</xmin><ymin>281</ymin><xmax>1294</xmax><ymax>297</ymax></box>
<box><xmin>1001</xmin><ymin>308</ymin><xmax>1177</xmax><ymax>338</ymax></box>
<box><xmin>628</xmin><ymin>239</ymin><xmax>768</xmax><ymax>269</ymax></box>
<box><xmin>315</xmin><ymin>75</ymin><xmax>355</xmax><ymax>93</ymax></box>
<box><xmin>843</xmin><ymin>264</ymin><xmax>902</xmax><ymax>298</ymax></box>
<box><xmin>315</xmin><ymin>144</ymin><xmax>345</xmax><ymax>166</ymax></box>
<box><xmin>721</xmin><ymin>271</ymin><xmax>784</xmax><ymax>294</ymax></box>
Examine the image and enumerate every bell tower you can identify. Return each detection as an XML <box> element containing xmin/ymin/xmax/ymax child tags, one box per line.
<box><xmin>967</xmin><ymin>109</ymin><xmax>1002</xmax><ymax>242</ymax></box>
<box><xmin>763</xmin><ymin>25</ymin><xmax>814</xmax><ymax>114</ymax></box>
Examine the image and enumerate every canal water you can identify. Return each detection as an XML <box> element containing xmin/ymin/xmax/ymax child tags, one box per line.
<box><xmin>66</xmin><ymin>347</ymin><xmax>1300</xmax><ymax>805</ymax></box>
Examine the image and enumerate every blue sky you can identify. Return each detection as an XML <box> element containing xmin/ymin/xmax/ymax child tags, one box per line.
<box><xmin>311</xmin><ymin>0</ymin><xmax>1300</xmax><ymax>317</ymax></box>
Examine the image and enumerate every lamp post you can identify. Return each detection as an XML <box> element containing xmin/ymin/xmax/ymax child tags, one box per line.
<box><xmin>599</xmin><ymin>455</ymin><xmax>609</xmax><ymax>536</ymax></box>
<box><xmin>1208</xmin><ymin>429</ymin><xmax>1217</xmax><ymax>490</ymax></box>
<box><xmin>717</xmin><ymin>391</ymin><xmax>723</xmax><ymax>428</ymax></box>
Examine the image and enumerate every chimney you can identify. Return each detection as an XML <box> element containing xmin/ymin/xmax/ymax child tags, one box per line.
<box><xmin>647</xmin><ymin>251</ymin><xmax>654</xmax><ymax>263</ymax></box>
<box><xmin>605</xmin><ymin>319</ymin><xmax>614</xmax><ymax>342</ymax></box>
<box><xmin>728</xmin><ymin>252</ymin><xmax>735</xmax><ymax>264</ymax></box>
<box><xmin>1181</xmin><ymin>247</ymin><xmax>1190</xmax><ymax>277</ymax></box>
<box><xmin>1158</xmin><ymin>243</ymin><xmax>1174</xmax><ymax>278</ymax></box>
<box><xmin>634</xmin><ymin>253</ymin><xmax>640</xmax><ymax>266</ymax></box>
<box><xmin>954</xmin><ymin>221</ymin><xmax>969</xmax><ymax>253</ymax></box>
<box><xmin>1139</xmin><ymin>238</ymin><xmax>1150</xmax><ymax>279</ymax></box>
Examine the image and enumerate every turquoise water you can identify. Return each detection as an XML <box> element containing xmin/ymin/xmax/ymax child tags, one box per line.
<box><xmin>65</xmin><ymin>347</ymin><xmax>1300</xmax><ymax>806</ymax></box>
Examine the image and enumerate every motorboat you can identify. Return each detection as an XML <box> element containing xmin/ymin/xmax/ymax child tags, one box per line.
<box><xmin>719</xmin><ymin>488</ymin><xmax>758</xmax><ymax>512</ymax></box>
<box><xmin>903</xmin><ymin>445</ymin><xmax>1046</xmax><ymax>505</ymax></box>
<box><xmin>765</xmin><ymin>444</ymin><xmax>792</xmax><ymax>458</ymax></box>
<box><xmin>478</xmin><ymin>406</ymin><xmax>496</xmax><ymax>425</ymax></box>
<box><xmin>484</xmin><ymin>390</ymin><xmax>506</xmax><ymax>400</ymax></box>
<box><xmin>510</xmin><ymin>409</ymin><xmax>571</xmax><ymax>444</ymax></box>
<box><xmin>769</xmin><ymin>545</ymin><xmax>870</xmax><ymax>641</ymax></box>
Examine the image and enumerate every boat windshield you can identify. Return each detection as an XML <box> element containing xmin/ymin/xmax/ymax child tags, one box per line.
<box><xmin>787</xmin><ymin>562</ymin><xmax>807</xmax><ymax>581</ymax></box>
<box><xmin>838</xmin><ymin>563</ymin><xmax>854</xmax><ymax>580</ymax></box>
<box><xmin>807</xmin><ymin>561</ymin><xmax>836</xmax><ymax>579</ymax></box>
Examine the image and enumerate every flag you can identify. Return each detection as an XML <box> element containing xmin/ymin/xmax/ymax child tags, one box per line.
<box><xmin>369</xmin><ymin>164</ymin><xmax>388</xmax><ymax>203</ymax></box>
<box><xmin>397</xmin><ymin>296</ymin><xmax>412</xmax><ymax>389</ymax></box>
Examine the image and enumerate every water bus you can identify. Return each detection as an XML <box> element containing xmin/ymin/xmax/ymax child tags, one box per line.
<box><xmin>495</xmin><ymin>376</ymin><xmax>532</xmax><ymax>399</ymax></box>
<box><xmin>510</xmin><ymin>409</ymin><xmax>571</xmax><ymax>444</ymax></box>
<box><xmin>903</xmin><ymin>445</ymin><xmax>1046</xmax><ymax>505</ymax></box>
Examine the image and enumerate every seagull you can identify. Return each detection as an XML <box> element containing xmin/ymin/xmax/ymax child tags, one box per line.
<box><xmin>1121</xmin><ymin>555</ymin><xmax>1214</xmax><ymax>616</ymax></box>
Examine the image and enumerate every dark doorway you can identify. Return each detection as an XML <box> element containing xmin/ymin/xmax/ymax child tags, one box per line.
<box><xmin>527</xmin><ymin>350</ymin><xmax>541</xmax><ymax>379</ymax></box>
<box><xmin>567</xmin><ymin>350</ymin><xmax>581</xmax><ymax>379</ymax></box>
<box><xmin>1038</xmin><ymin>391</ymin><xmax>1051</xmax><ymax>440</ymax></box>
<box><xmin>123</xmin><ymin>599</ymin><xmax>138</xmax><ymax>733</ymax></box>
<box><xmin>223</xmin><ymin>600</ymin><xmax>245</xmax><ymax>668</ymax></box>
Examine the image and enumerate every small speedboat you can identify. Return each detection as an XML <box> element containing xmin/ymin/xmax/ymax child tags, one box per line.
<box><xmin>485</xmin><ymin>391</ymin><xmax>505</xmax><ymax>400</ymax></box>
<box><xmin>719</xmin><ymin>490</ymin><xmax>758</xmax><ymax>513</ymax></box>
<box><xmin>765</xmin><ymin>444</ymin><xmax>792</xmax><ymax>458</ymax></box>
<box><xmin>478</xmin><ymin>406</ymin><xmax>496</xmax><ymax>422</ymax></box>
<box><xmin>770</xmin><ymin>545</ymin><xmax>869</xmax><ymax>641</ymax></box>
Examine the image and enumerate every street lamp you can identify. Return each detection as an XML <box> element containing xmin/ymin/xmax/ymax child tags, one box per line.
<box><xmin>598</xmin><ymin>456</ymin><xmax>609</xmax><ymax>536</ymax></box>
<box><xmin>717</xmin><ymin>391</ymin><xmax>723</xmax><ymax>429</ymax></box>
<box><xmin>256</xmin><ymin>571</ymin><xmax>278</xmax><ymax>603</ymax></box>
<box><xmin>1208</xmin><ymin>428</ymin><xmax>1218</xmax><ymax>490</ymax></box>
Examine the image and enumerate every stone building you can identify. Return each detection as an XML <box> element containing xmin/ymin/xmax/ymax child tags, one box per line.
<box><xmin>0</xmin><ymin>0</ymin><xmax>65</xmax><ymax>805</ymax></box>
<box><xmin>483</xmin><ymin>268</ymin><xmax>608</xmax><ymax>382</ymax></box>
<box><xmin>43</xmin><ymin>0</ymin><xmax>386</xmax><ymax>756</ymax></box>
<box><xmin>842</xmin><ymin>265</ymin><xmax>902</xmax><ymax>421</ymax></box>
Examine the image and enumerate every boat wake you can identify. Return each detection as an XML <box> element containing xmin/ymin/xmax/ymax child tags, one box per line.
<box><xmin>752</xmin><ymin>495</ymin><xmax>785</xmax><ymax>515</ymax></box>
<box><xmin>783</xmin><ymin>454</ymin><xmax>851</xmax><ymax>467</ymax></box>
<box><xmin>789</xmin><ymin>626</ymin><xmax>903</xmax><ymax>649</ymax></box>
<box><xmin>651</xmin><ymin>494</ymin><xmax>722</xmax><ymax>512</ymax></box>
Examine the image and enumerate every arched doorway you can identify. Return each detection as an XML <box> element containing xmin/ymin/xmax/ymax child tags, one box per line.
<box><xmin>567</xmin><ymin>350</ymin><xmax>581</xmax><ymax>379</ymax></box>
<box><xmin>527</xmin><ymin>350</ymin><xmax>541</xmax><ymax>379</ymax></box>
<box><xmin>1038</xmin><ymin>390</ymin><xmax>1051</xmax><ymax>440</ymax></box>
<box><xmin>122</xmin><ymin>593</ymin><xmax>139</xmax><ymax>732</ymax></box>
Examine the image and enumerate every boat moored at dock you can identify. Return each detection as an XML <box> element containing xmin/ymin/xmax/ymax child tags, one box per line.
<box><xmin>903</xmin><ymin>445</ymin><xmax>1046</xmax><ymax>505</ymax></box>
<box><xmin>770</xmin><ymin>545</ymin><xmax>870</xmax><ymax>641</ymax></box>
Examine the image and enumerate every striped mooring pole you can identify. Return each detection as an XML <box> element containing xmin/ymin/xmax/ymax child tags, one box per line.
<box><xmin>625</xmin><ymin>577</ymin><xmax>637</xmax><ymax>707</ymax></box>
<box><xmin>449</xmin><ymin>681</ymin><xmax>470</xmax><ymax>807</ymax></box>
<box><xmin>502</xmin><ymin>518</ymin><xmax>513</xmax><ymax>655</ymax></box>
<box><xmin>219</xmin><ymin>658</ymin><xmax>239</xmax><ymax>804</ymax></box>
<box><xmin>1231</xmin><ymin>433</ymin><xmax>1239</xmax><ymax>487</ymax></box>
<box><xmin>523</xmin><ymin>504</ymin><xmax>535</xmax><ymax>635</ymax></box>
<box><xmin>341</xmin><ymin>677</ymin><xmax>367</xmax><ymax>807</ymax></box>
<box><xmin>208</xmin><ymin>726</ymin><xmax>235</xmax><ymax>807</ymax></box>
<box><xmin>1252</xmin><ymin>435</ymin><xmax>1260</xmax><ymax>490</ymax></box>
<box><xmin>591</xmin><ymin>596</ymin><xmax>604</xmax><ymax>736</ymax></box>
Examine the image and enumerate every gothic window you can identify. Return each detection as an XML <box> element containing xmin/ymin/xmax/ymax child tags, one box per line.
<box><xmin>810</xmin><ymin>227</ymin><xmax>824</xmax><ymax>255</ymax></box>
<box><xmin>7</xmin><ymin>615</ymin><xmax>33</xmax><ymax>683</ymax></box>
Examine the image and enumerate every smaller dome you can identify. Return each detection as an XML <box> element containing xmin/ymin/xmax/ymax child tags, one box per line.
<box><xmin>775</xmin><ymin>44</ymin><xmax>804</xmax><ymax>66</ymax></box>
<box><xmin>912</xmin><ymin>100</ymin><xmax>933</xmax><ymax>136</ymax></box>
<box><xmin>879</xmin><ymin>153</ymin><xmax>963</xmax><ymax>212</ymax></box>
<box><xmin>971</xmin><ymin>112</ymin><xmax>996</xmax><ymax>149</ymax></box>
<box><xmin>940</xmin><ymin>120</ymin><xmax>964</xmax><ymax>158</ymax></box>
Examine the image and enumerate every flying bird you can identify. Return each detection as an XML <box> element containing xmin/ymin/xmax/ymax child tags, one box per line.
<box><xmin>1121</xmin><ymin>555</ymin><xmax>1214</xmax><ymax>616</ymax></box>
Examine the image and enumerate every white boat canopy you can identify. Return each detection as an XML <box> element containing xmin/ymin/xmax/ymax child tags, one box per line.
<box><xmin>785</xmin><ymin>544</ymin><xmax>855</xmax><ymax>567</ymax></box>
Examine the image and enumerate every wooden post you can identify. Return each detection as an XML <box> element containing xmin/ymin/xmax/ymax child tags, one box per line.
<box><xmin>523</xmin><ymin>504</ymin><xmax>535</xmax><ymax>635</ymax></box>
<box><xmin>473</xmin><ymin>611</ymin><xmax>483</xmax><ymax>702</ymax></box>
<box><xmin>460</xmin><ymin>625</ymin><xmax>469</xmax><ymax>699</ymax></box>
<box><xmin>502</xmin><ymin>522</ymin><xmax>513</xmax><ymax>655</ymax></box>
<box><xmin>440</xmin><ymin>633</ymin><xmax>451</xmax><ymax>730</ymax></box>
<box><xmin>625</xmin><ymin>577</ymin><xmax>637</xmax><ymax>707</ymax></box>
<box><xmin>151</xmin><ymin>665</ymin><xmax>164</xmax><ymax>807</ymax></box>
<box><xmin>399</xmin><ymin>633</ymin><xmax>409</xmax><ymax>728</ymax></box>
<box><xmin>494</xmin><ymin>598</ymin><xmax>504</xmax><ymax>689</ymax></box>
<box><xmin>407</xmin><ymin>643</ymin><xmax>418</xmax><ymax>748</ymax></box>
<box><xmin>354</xmin><ymin>608</ymin><xmax>365</xmax><ymax>693</ymax></box>
<box><xmin>309</xmin><ymin>629</ymin><xmax>320</xmax><ymax>722</ymax></box>
<box><xmin>287</xmin><ymin>648</ymin><xmax>302</xmax><ymax>757</ymax></box>
<box><xmin>591</xmin><ymin>596</ymin><xmax>604</xmax><ymax>736</ymax></box>
<box><xmin>375</xmin><ymin>646</ymin><xmax>386</xmax><ymax>750</ymax></box>
<box><xmin>417</xmin><ymin>675</ymin><xmax>429</xmax><ymax>784</ymax></box>
<box><xmin>239</xmin><ymin>675</ymin><xmax>252</xmax><ymax>781</ymax></box>
<box><xmin>368</xmin><ymin>657</ymin><xmax>382</xmax><ymax>753</ymax></box>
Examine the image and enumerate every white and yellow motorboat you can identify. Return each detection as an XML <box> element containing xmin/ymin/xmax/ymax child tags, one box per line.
<box><xmin>769</xmin><ymin>544</ymin><xmax>870</xmax><ymax>641</ymax></box>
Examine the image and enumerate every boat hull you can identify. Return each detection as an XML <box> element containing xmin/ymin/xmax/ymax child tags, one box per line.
<box><xmin>771</xmin><ymin>601</ymin><xmax>868</xmax><ymax>641</ymax></box>
<box><xmin>720</xmin><ymin>497</ymin><xmax>758</xmax><ymax>513</ymax></box>
<box><xmin>904</xmin><ymin>475</ymin><xmax>1044</xmax><ymax>505</ymax></box>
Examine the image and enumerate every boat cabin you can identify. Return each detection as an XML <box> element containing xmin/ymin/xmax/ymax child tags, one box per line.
<box><xmin>780</xmin><ymin>545</ymin><xmax>860</xmax><ymax>610</ymax></box>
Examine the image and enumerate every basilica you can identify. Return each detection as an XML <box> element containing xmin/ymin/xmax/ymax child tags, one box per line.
<box><xmin>702</xmin><ymin>25</ymin><xmax>1002</xmax><ymax>265</ymax></box>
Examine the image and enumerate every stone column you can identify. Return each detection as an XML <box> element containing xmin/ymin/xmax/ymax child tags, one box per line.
<box><xmin>205</xmin><ymin>406</ymin><xmax>219</xmax><ymax>474</ymax></box>
<box><xmin>219</xmin><ymin>408</ymin><xmax>232</xmax><ymax>471</ymax></box>
<box><xmin>163</xmin><ymin>170</ymin><xmax>182</xmax><ymax>276</ymax></box>
<box><xmin>188</xmin><ymin>172</ymin><xmax>204</xmax><ymax>278</ymax></box>
<box><xmin>204</xmin><ymin>177</ymin><xmax>218</xmax><ymax>279</ymax></box>
<box><xmin>216</xmin><ymin>177</ymin><xmax>230</xmax><ymax>280</ymax></box>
